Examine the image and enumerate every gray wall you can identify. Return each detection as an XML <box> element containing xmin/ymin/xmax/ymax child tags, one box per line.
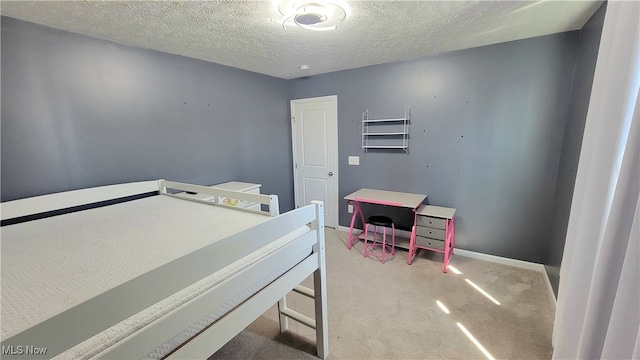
<box><xmin>545</xmin><ymin>4</ymin><xmax>606</xmax><ymax>296</ymax></box>
<box><xmin>1</xmin><ymin>14</ymin><xmax>605</xmax><ymax>267</ymax></box>
<box><xmin>290</xmin><ymin>33</ymin><xmax>580</xmax><ymax>263</ymax></box>
<box><xmin>1</xmin><ymin>17</ymin><xmax>294</xmax><ymax>210</ymax></box>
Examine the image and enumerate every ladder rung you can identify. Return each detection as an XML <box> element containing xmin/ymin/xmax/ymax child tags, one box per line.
<box><xmin>280</xmin><ymin>307</ymin><xmax>316</xmax><ymax>329</ymax></box>
<box><xmin>292</xmin><ymin>285</ymin><xmax>315</xmax><ymax>299</ymax></box>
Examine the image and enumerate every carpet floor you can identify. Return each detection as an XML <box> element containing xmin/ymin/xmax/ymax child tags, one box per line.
<box><xmin>209</xmin><ymin>228</ymin><xmax>555</xmax><ymax>360</ymax></box>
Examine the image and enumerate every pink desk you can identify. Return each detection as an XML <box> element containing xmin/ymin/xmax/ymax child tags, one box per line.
<box><xmin>344</xmin><ymin>188</ymin><xmax>426</xmax><ymax>251</ymax></box>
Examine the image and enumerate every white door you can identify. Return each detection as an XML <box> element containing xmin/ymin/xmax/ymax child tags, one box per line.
<box><xmin>291</xmin><ymin>95</ymin><xmax>338</xmax><ymax>228</ymax></box>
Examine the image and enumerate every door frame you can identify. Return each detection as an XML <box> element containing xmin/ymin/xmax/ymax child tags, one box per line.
<box><xmin>290</xmin><ymin>95</ymin><xmax>339</xmax><ymax>228</ymax></box>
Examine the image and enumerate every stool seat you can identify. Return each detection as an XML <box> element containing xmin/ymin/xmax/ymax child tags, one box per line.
<box><xmin>363</xmin><ymin>215</ymin><xmax>395</xmax><ymax>264</ymax></box>
<box><xmin>367</xmin><ymin>215</ymin><xmax>393</xmax><ymax>227</ymax></box>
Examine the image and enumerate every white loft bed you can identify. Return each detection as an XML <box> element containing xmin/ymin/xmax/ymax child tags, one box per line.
<box><xmin>0</xmin><ymin>180</ymin><xmax>328</xmax><ymax>360</ymax></box>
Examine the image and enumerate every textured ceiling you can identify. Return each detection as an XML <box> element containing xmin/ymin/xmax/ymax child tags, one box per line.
<box><xmin>1</xmin><ymin>0</ymin><xmax>603</xmax><ymax>79</ymax></box>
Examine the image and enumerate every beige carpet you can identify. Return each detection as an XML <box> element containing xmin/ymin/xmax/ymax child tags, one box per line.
<box><xmin>210</xmin><ymin>228</ymin><xmax>555</xmax><ymax>360</ymax></box>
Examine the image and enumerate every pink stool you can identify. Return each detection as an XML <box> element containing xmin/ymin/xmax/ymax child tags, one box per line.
<box><xmin>363</xmin><ymin>215</ymin><xmax>395</xmax><ymax>264</ymax></box>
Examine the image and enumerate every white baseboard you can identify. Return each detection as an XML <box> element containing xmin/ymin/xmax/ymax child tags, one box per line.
<box><xmin>542</xmin><ymin>266</ymin><xmax>558</xmax><ymax>307</ymax></box>
<box><xmin>337</xmin><ymin>225</ymin><xmax>414</xmax><ymax>239</ymax></box>
<box><xmin>336</xmin><ymin>225</ymin><xmax>354</xmax><ymax>233</ymax></box>
<box><xmin>452</xmin><ymin>248</ymin><xmax>544</xmax><ymax>272</ymax></box>
<box><xmin>336</xmin><ymin>225</ymin><xmax>545</xmax><ymax>273</ymax></box>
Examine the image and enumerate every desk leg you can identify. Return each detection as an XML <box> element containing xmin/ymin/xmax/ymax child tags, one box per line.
<box><xmin>347</xmin><ymin>201</ymin><xmax>365</xmax><ymax>250</ymax></box>
<box><xmin>441</xmin><ymin>218</ymin><xmax>454</xmax><ymax>273</ymax></box>
<box><xmin>407</xmin><ymin>210</ymin><xmax>418</xmax><ymax>265</ymax></box>
<box><xmin>450</xmin><ymin>217</ymin><xmax>455</xmax><ymax>254</ymax></box>
<box><xmin>408</xmin><ymin>225</ymin><xmax>416</xmax><ymax>265</ymax></box>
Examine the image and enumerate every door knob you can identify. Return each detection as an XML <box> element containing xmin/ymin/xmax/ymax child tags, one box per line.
<box><xmin>328</xmin><ymin>172</ymin><xmax>334</xmax><ymax>176</ymax></box>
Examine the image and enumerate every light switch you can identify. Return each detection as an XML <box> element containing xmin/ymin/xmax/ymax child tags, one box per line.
<box><xmin>348</xmin><ymin>156</ymin><xmax>360</xmax><ymax>165</ymax></box>
<box><xmin>348</xmin><ymin>204</ymin><xmax>353</xmax><ymax>213</ymax></box>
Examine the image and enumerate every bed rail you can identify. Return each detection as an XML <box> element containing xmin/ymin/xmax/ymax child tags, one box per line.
<box><xmin>1</xmin><ymin>179</ymin><xmax>281</xmax><ymax>225</ymax></box>
<box><xmin>101</xmin><ymin>228</ymin><xmax>318</xmax><ymax>359</ymax></box>
<box><xmin>0</xmin><ymin>180</ymin><xmax>160</xmax><ymax>224</ymax></box>
<box><xmin>166</xmin><ymin>201</ymin><xmax>328</xmax><ymax>360</ymax></box>
<box><xmin>278</xmin><ymin>200</ymin><xmax>328</xmax><ymax>359</ymax></box>
<box><xmin>160</xmin><ymin>180</ymin><xmax>280</xmax><ymax>217</ymax></box>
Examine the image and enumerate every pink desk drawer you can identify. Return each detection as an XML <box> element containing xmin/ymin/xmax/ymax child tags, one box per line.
<box><xmin>416</xmin><ymin>216</ymin><xmax>446</xmax><ymax>229</ymax></box>
<box><xmin>415</xmin><ymin>236</ymin><xmax>445</xmax><ymax>250</ymax></box>
<box><xmin>415</xmin><ymin>226</ymin><xmax>446</xmax><ymax>240</ymax></box>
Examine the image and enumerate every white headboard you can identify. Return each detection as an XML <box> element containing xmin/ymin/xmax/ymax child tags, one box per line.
<box><xmin>1</xmin><ymin>180</ymin><xmax>161</xmax><ymax>221</ymax></box>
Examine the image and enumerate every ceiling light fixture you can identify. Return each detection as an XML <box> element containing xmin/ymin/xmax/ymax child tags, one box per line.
<box><xmin>272</xmin><ymin>0</ymin><xmax>350</xmax><ymax>31</ymax></box>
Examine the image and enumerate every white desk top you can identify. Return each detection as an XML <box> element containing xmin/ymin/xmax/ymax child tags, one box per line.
<box><xmin>344</xmin><ymin>188</ymin><xmax>427</xmax><ymax>209</ymax></box>
<box><xmin>416</xmin><ymin>205</ymin><xmax>456</xmax><ymax>219</ymax></box>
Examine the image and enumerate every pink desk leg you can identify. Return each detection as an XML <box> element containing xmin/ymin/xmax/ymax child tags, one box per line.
<box><xmin>450</xmin><ymin>217</ymin><xmax>455</xmax><ymax>254</ymax></box>
<box><xmin>408</xmin><ymin>225</ymin><xmax>416</xmax><ymax>265</ymax></box>
<box><xmin>441</xmin><ymin>218</ymin><xmax>454</xmax><ymax>273</ymax></box>
<box><xmin>407</xmin><ymin>210</ymin><xmax>418</xmax><ymax>265</ymax></box>
<box><xmin>347</xmin><ymin>201</ymin><xmax>365</xmax><ymax>250</ymax></box>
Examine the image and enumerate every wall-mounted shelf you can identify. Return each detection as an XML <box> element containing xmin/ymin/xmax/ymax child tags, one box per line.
<box><xmin>362</xmin><ymin>107</ymin><xmax>410</xmax><ymax>152</ymax></box>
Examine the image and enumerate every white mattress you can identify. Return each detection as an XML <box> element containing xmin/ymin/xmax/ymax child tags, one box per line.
<box><xmin>57</xmin><ymin>223</ymin><xmax>311</xmax><ymax>360</ymax></box>
<box><xmin>1</xmin><ymin>195</ymin><xmax>273</xmax><ymax>340</ymax></box>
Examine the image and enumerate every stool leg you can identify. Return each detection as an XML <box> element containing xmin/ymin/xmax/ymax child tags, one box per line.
<box><xmin>373</xmin><ymin>225</ymin><xmax>378</xmax><ymax>250</ymax></box>
<box><xmin>391</xmin><ymin>224</ymin><xmax>395</xmax><ymax>256</ymax></box>
<box><xmin>381</xmin><ymin>226</ymin><xmax>387</xmax><ymax>264</ymax></box>
<box><xmin>363</xmin><ymin>223</ymin><xmax>369</xmax><ymax>258</ymax></box>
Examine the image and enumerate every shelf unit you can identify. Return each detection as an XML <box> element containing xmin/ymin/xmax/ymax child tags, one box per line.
<box><xmin>362</xmin><ymin>107</ymin><xmax>410</xmax><ymax>152</ymax></box>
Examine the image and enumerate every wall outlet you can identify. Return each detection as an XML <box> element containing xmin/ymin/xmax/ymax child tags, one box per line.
<box><xmin>348</xmin><ymin>204</ymin><xmax>353</xmax><ymax>213</ymax></box>
<box><xmin>348</xmin><ymin>156</ymin><xmax>360</xmax><ymax>165</ymax></box>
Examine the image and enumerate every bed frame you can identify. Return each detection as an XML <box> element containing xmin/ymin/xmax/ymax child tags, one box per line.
<box><xmin>0</xmin><ymin>180</ymin><xmax>328</xmax><ymax>359</ymax></box>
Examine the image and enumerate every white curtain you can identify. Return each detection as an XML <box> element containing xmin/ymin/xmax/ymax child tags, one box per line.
<box><xmin>552</xmin><ymin>1</ymin><xmax>640</xmax><ymax>359</ymax></box>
